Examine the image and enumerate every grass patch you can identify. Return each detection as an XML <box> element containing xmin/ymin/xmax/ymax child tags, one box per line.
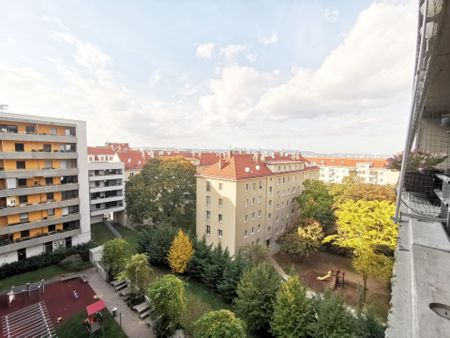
<box><xmin>112</xmin><ymin>223</ymin><xmax>141</xmax><ymax>252</ymax></box>
<box><xmin>56</xmin><ymin>310</ymin><xmax>127</xmax><ymax>338</ymax></box>
<box><xmin>91</xmin><ymin>222</ymin><xmax>116</xmax><ymax>246</ymax></box>
<box><xmin>0</xmin><ymin>265</ymin><xmax>66</xmax><ymax>290</ymax></box>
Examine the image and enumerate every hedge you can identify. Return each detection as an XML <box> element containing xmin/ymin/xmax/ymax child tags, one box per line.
<box><xmin>0</xmin><ymin>241</ymin><xmax>94</xmax><ymax>279</ymax></box>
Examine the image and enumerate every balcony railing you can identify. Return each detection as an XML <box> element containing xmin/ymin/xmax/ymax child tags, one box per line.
<box><xmin>0</xmin><ymin>213</ymin><xmax>80</xmax><ymax>235</ymax></box>
<box><xmin>0</xmin><ymin>198</ymin><xmax>80</xmax><ymax>216</ymax></box>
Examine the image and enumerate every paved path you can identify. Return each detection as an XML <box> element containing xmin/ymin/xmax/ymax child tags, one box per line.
<box><xmin>84</xmin><ymin>268</ymin><xmax>154</xmax><ymax>338</ymax></box>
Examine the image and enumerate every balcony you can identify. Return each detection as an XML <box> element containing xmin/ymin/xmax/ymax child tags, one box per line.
<box><xmin>0</xmin><ymin>131</ymin><xmax>76</xmax><ymax>143</ymax></box>
<box><xmin>0</xmin><ymin>228</ymin><xmax>81</xmax><ymax>255</ymax></box>
<box><xmin>0</xmin><ymin>183</ymin><xmax>79</xmax><ymax>198</ymax></box>
<box><xmin>90</xmin><ymin>204</ymin><xmax>125</xmax><ymax>216</ymax></box>
<box><xmin>0</xmin><ymin>198</ymin><xmax>80</xmax><ymax>216</ymax></box>
<box><xmin>90</xmin><ymin>195</ymin><xmax>124</xmax><ymax>205</ymax></box>
<box><xmin>89</xmin><ymin>184</ymin><xmax>123</xmax><ymax>193</ymax></box>
<box><xmin>89</xmin><ymin>174</ymin><xmax>123</xmax><ymax>181</ymax></box>
<box><xmin>0</xmin><ymin>151</ymin><xmax>77</xmax><ymax>160</ymax></box>
<box><xmin>0</xmin><ymin>213</ymin><xmax>80</xmax><ymax>235</ymax></box>
<box><xmin>0</xmin><ymin>168</ymin><xmax>79</xmax><ymax>179</ymax></box>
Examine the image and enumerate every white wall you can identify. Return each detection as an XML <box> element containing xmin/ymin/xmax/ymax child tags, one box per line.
<box><xmin>76</xmin><ymin>120</ymin><xmax>91</xmax><ymax>244</ymax></box>
<box><xmin>0</xmin><ymin>251</ymin><xmax>18</xmax><ymax>265</ymax></box>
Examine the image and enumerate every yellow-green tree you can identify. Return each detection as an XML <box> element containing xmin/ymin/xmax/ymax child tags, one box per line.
<box><xmin>167</xmin><ymin>229</ymin><xmax>194</xmax><ymax>273</ymax></box>
<box><xmin>118</xmin><ymin>253</ymin><xmax>153</xmax><ymax>296</ymax></box>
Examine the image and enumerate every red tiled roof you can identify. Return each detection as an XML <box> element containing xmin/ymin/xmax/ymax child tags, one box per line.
<box><xmin>106</xmin><ymin>142</ymin><xmax>131</xmax><ymax>151</ymax></box>
<box><xmin>88</xmin><ymin>146</ymin><xmax>115</xmax><ymax>156</ymax></box>
<box><xmin>116</xmin><ymin>150</ymin><xmax>151</xmax><ymax>170</ymax></box>
<box><xmin>305</xmin><ymin>157</ymin><xmax>388</xmax><ymax>169</ymax></box>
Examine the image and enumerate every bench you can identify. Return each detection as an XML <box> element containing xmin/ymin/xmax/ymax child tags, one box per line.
<box><xmin>110</xmin><ymin>279</ymin><xmax>124</xmax><ymax>287</ymax></box>
<box><xmin>119</xmin><ymin>287</ymin><xmax>131</xmax><ymax>297</ymax></box>
<box><xmin>114</xmin><ymin>282</ymin><xmax>127</xmax><ymax>291</ymax></box>
<box><xmin>60</xmin><ymin>274</ymin><xmax>78</xmax><ymax>282</ymax></box>
<box><xmin>139</xmin><ymin>310</ymin><xmax>150</xmax><ymax>319</ymax></box>
<box><xmin>133</xmin><ymin>301</ymin><xmax>151</xmax><ymax>314</ymax></box>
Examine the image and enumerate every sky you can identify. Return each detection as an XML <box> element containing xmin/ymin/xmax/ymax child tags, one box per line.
<box><xmin>0</xmin><ymin>0</ymin><xmax>418</xmax><ymax>155</ymax></box>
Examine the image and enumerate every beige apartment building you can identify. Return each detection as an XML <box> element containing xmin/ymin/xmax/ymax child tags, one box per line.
<box><xmin>196</xmin><ymin>153</ymin><xmax>319</xmax><ymax>256</ymax></box>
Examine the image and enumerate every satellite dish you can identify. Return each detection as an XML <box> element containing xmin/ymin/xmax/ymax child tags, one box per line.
<box><xmin>245</xmin><ymin>167</ymin><xmax>250</xmax><ymax>173</ymax></box>
<box><xmin>255</xmin><ymin>165</ymin><xmax>260</xmax><ymax>171</ymax></box>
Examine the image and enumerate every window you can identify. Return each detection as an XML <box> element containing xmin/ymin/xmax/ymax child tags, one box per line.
<box><xmin>48</xmin><ymin>224</ymin><xmax>56</xmax><ymax>232</ymax></box>
<box><xmin>19</xmin><ymin>195</ymin><xmax>27</xmax><ymax>204</ymax></box>
<box><xmin>251</xmin><ymin>212</ymin><xmax>255</xmax><ymax>220</ymax></box>
<box><xmin>258</xmin><ymin>210</ymin><xmax>262</xmax><ymax>217</ymax></box>
<box><xmin>20</xmin><ymin>230</ymin><xmax>30</xmax><ymax>238</ymax></box>
<box><xmin>244</xmin><ymin>230</ymin><xmax>248</xmax><ymax>238</ymax></box>
<box><xmin>281</xmin><ymin>201</ymin><xmax>284</xmax><ymax>208</ymax></box>
<box><xmin>283</xmin><ymin>177</ymin><xmax>285</xmax><ymax>183</ymax></box>
<box><xmin>245</xmin><ymin>198</ymin><xmax>249</xmax><ymax>208</ymax></box>
<box><xmin>48</xmin><ymin>208</ymin><xmax>55</xmax><ymax>217</ymax></box>
<box><xmin>218</xmin><ymin>199</ymin><xmax>223</xmax><ymax>208</ymax></box>
<box><xmin>259</xmin><ymin>181</ymin><xmax>263</xmax><ymax>189</ymax></box>
<box><xmin>18</xmin><ymin>248</ymin><xmax>26</xmax><ymax>261</ymax></box>
<box><xmin>206</xmin><ymin>181</ymin><xmax>211</xmax><ymax>192</ymax></box>
<box><xmin>291</xmin><ymin>209</ymin><xmax>295</xmax><ymax>215</ymax></box>
<box><xmin>218</xmin><ymin>229</ymin><xmax>223</xmax><ymax>237</ymax></box>
<box><xmin>258</xmin><ymin>224</ymin><xmax>261</xmax><ymax>231</ymax></box>
<box><xmin>47</xmin><ymin>192</ymin><xmax>54</xmax><ymax>201</ymax></box>
<box><xmin>269</xmin><ymin>200</ymin><xmax>272</xmax><ymax>207</ymax></box>
<box><xmin>268</xmin><ymin>213</ymin><xmax>271</xmax><ymax>219</ymax></box>
<box><xmin>15</xmin><ymin>143</ymin><xmax>24</xmax><ymax>152</ymax></box>
<box><xmin>65</xmin><ymin>237</ymin><xmax>72</xmax><ymax>248</ymax></box>
<box><xmin>245</xmin><ymin>183</ymin><xmax>249</xmax><ymax>191</ymax></box>
<box><xmin>218</xmin><ymin>214</ymin><xmax>223</xmax><ymax>223</ymax></box>
<box><xmin>251</xmin><ymin>227</ymin><xmax>255</xmax><ymax>235</ymax></box>
<box><xmin>268</xmin><ymin>226</ymin><xmax>271</xmax><ymax>232</ymax></box>
<box><xmin>252</xmin><ymin>197</ymin><xmax>255</xmax><ymax>205</ymax></box>
<box><xmin>0</xmin><ymin>124</ymin><xmax>18</xmax><ymax>133</ymax></box>
<box><xmin>269</xmin><ymin>186</ymin><xmax>272</xmax><ymax>193</ymax></box>
<box><xmin>46</xmin><ymin>177</ymin><xmax>53</xmax><ymax>185</ymax></box>
<box><xmin>50</xmin><ymin>128</ymin><xmax>57</xmax><ymax>135</ymax></box>
<box><xmin>16</xmin><ymin>161</ymin><xmax>25</xmax><ymax>169</ymax></box>
<box><xmin>206</xmin><ymin>196</ymin><xmax>211</xmax><ymax>207</ymax></box>
<box><xmin>206</xmin><ymin>210</ymin><xmax>211</xmax><ymax>221</ymax></box>
<box><xmin>17</xmin><ymin>178</ymin><xmax>27</xmax><ymax>187</ymax></box>
<box><xmin>20</xmin><ymin>213</ymin><xmax>28</xmax><ymax>221</ymax></box>
<box><xmin>43</xmin><ymin>144</ymin><xmax>51</xmax><ymax>152</ymax></box>
<box><xmin>218</xmin><ymin>183</ymin><xmax>223</xmax><ymax>190</ymax></box>
<box><xmin>206</xmin><ymin>225</ymin><xmax>211</xmax><ymax>235</ymax></box>
<box><xmin>45</xmin><ymin>242</ymin><xmax>53</xmax><ymax>254</ymax></box>
<box><xmin>44</xmin><ymin>160</ymin><xmax>52</xmax><ymax>169</ymax></box>
<box><xmin>25</xmin><ymin>125</ymin><xmax>35</xmax><ymax>134</ymax></box>
<box><xmin>245</xmin><ymin>215</ymin><xmax>248</xmax><ymax>222</ymax></box>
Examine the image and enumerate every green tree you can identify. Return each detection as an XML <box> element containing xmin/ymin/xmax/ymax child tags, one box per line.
<box><xmin>193</xmin><ymin>310</ymin><xmax>247</xmax><ymax>338</ymax></box>
<box><xmin>148</xmin><ymin>274</ymin><xmax>186</xmax><ymax>337</ymax></box>
<box><xmin>125</xmin><ymin>157</ymin><xmax>196</xmax><ymax>228</ymax></box>
<box><xmin>202</xmin><ymin>244</ymin><xmax>230</xmax><ymax>290</ymax></box>
<box><xmin>167</xmin><ymin>229</ymin><xmax>194</xmax><ymax>274</ymax></box>
<box><xmin>297</xmin><ymin>180</ymin><xmax>335</xmax><ymax>232</ymax></box>
<box><xmin>235</xmin><ymin>263</ymin><xmax>281</xmax><ymax>333</ymax></box>
<box><xmin>118</xmin><ymin>253</ymin><xmax>153</xmax><ymax>297</ymax></box>
<box><xmin>271</xmin><ymin>276</ymin><xmax>314</xmax><ymax>338</ymax></box>
<box><xmin>278</xmin><ymin>221</ymin><xmax>324</xmax><ymax>260</ymax></box>
<box><xmin>136</xmin><ymin>224</ymin><xmax>178</xmax><ymax>265</ymax></box>
<box><xmin>238</xmin><ymin>243</ymin><xmax>269</xmax><ymax>266</ymax></box>
<box><xmin>188</xmin><ymin>238</ymin><xmax>213</xmax><ymax>280</ymax></box>
<box><xmin>309</xmin><ymin>291</ymin><xmax>357</xmax><ymax>338</ymax></box>
<box><xmin>101</xmin><ymin>238</ymin><xmax>131</xmax><ymax>281</ymax></box>
<box><xmin>217</xmin><ymin>254</ymin><xmax>248</xmax><ymax>302</ymax></box>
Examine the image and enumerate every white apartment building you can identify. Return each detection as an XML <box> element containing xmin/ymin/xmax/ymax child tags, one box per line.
<box><xmin>196</xmin><ymin>153</ymin><xmax>320</xmax><ymax>256</ymax></box>
<box><xmin>87</xmin><ymin>148</ymin><xmax>126</xmax><ymax>224</ymax></box>
<box><xmin>306</xmin><ymin>157</ymin><xmax>399</xmax><ymax>185</ymax></box>
<box><xmin>0</xmin><ymin>113</ymin><xmax>91</xmax><ymax>265</ymax></box>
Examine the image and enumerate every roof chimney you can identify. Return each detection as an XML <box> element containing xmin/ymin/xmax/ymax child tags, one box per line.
<box><xmin>218</xmin><ymin>159</ymin><xmax>224</xmax><ymax>170</ymax></box>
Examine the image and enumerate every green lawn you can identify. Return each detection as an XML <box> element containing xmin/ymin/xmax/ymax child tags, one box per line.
<box><xmin>56</xmin><ymin>309</ymin><xmax>127</xmax><ymax>338</ymax></box>
<box><xmin>0</xmin><ymin>265</ymin><xmax>66</xmax><ymax>290</ymax></box>
<box><xmin>91</xmin><ymin>222</ymin><xmax>116</xmax><ymax>246</ymax></box>
<box><xmin>112</xmin><ymin>223</ymin><xmax>141</xmax><ymax>252</ymax></box>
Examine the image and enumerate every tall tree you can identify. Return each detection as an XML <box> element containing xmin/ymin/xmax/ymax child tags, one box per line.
<box><xmin>167</xmin><ymin>229</ymin><xmax>194</xmax><ymax>274</ymax></box>
<box><xmin>217</xmin><ymin>254</ymin><xmax>248</xmax><ymax>301</ymax></box>
<box><xmin>118</xmin><ymin>253</ymin><xmax>153</xmax><ymax>296</ymax></box>
<box><xmin>235</xmin><ymin>263</ymin><xmax>281</xmax><ymax>333</ymax></box>
<box><xmin>297</xmin><ymin>180</ymin><xmax>335</xmax><ymax>232</ymax></box>
<box><xmin>125</xmin><ymin>157</ymin><xmax>196</xmax><ymax>228</ymax></box>
<box><xmin>101</xmin><ymin>238</ymin><xmax>131</xmax><ymax>281</ymax></box>
<box><xmin>193</xmin><ymin>310</ymin><xmax>247</xmax><ymax>338</ymax></box>
<box><xmin>137</xmin><ymin>223</ymin><xmax>178</xmax><ymax>266</ymax></box>
<box><xmin>331</xmin><ymin>181</ymin><xmax>396</xmax><ymax>206</ymax></box>
<box><xmin>148</xmin><ymin>274</ymin><xmax>186</xmax><ymax>337</ymax></box>
<box><xmin>271</xmin><ymin>276</ymin><xmax>314</xmax><ymax>338</ymax></box>
<box><xmin>278</xmin><ymin>221</ymin><xmax>324</xmax><ymax>260</ymax></box>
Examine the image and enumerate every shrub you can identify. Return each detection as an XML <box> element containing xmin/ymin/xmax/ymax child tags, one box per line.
<box><xmin>167</xmin><ymin>229</ymin><xmax>194</xmax><ymax>274</ymax></box>
<box><xmin>193</xmin><ymin>310</ymin><xmax>247</xmax><ymax>338</ymax></box>
<box><xmin>58</xmin><ymin>254</ymin><xmax>83</xmax><ymax>272</ymax></box>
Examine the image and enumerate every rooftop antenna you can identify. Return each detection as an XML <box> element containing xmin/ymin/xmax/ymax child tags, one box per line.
<box><xmin>0</xmin><ymin>104</ymin><xmax>8</xmax><ymax>112</ymax></box>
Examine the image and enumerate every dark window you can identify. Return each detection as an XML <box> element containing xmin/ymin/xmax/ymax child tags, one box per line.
<box><xmin>16</xmin><ymin>161</ymin><xmax>25</xmax><ymax>169</ymax></box>
<box><xmin>43</xmin><ymin>144</ymin><xmax>51</xmax><ymax>152</ymax></box>
<box><xmin>47</xmin><ymin>192</ymin><xmax>54</xmax><ymax>201</ymax></box>
<box><xmin>47</xmin><ymin>208</ymin><xmax>55</xmax><ymax>216</ymax></box>
<box><xmin>0</xmin><ymin>125</ymin><xmax>18</xmax><ymax>133</ymax></box>
<box><xmin>25</xmin><ymin>125</ymin><xmax>35</xmax><ymax>134</ymax></box>
<box><xmin>48</xmin><ymin>224</ymin><xmax>56</xmax><ymax>232</ymax></box>
<box><xmin>18</xmin><ymin>179</ymin><xmax>27</xmax><ymax>187</ymax></box>
<box><xmin>19</xmin><ymin>213</ymin><xmax>28</xmax><ymax>221</ymax></box>
<box><xmin>45</xmin><ymin>242</ymin><xmax>53</xmax><ymax>254</ymax></box>
<box><xmin>45</xmin><ymin>177</ymin><xmax>53</xmax><ymax>185</ymax></box>
<box><xmin>65</xmin><ymin>237</ymin><xmax>72</xmax><ymax>249</ymax></box>
<box><xmin>20</xmin><ymin>230</ymin><xmax>30</xmax><ymax>238</ymax></box>
<box><xmin>19</xmin><ymin>195</ymin><xmax>27</xmax><ymax>204</ymax></box>
<box><xmin>15</xmin><ymin>143</ymin><xmax>24</xmax><ymax>152</ymax></box>
<box><xmin>17</xmin><ymin>248</ymin><xmax>26</xmax><ymax>261</ymax></box>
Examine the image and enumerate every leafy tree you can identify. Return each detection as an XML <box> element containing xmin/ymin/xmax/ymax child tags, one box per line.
<box><xmin>101</xmin><ymin>238</ymin><xmax>131</xmax><ymax>281</ymax></box>
<box><xmin>297</xmin><ymin>180</ymin><xmax>335</xmax><ymax>232</ymax></box>
<box><xmin>331</xmin><ymin>180</ymin><xmax>396</xmax><ymax>206</ymax></box>
<box><xmin>353</xmin><ymin>249</ymin><xmax>393</xmax><ymax>302</ymax></box>
<box><xmin>148</xmin><ymin>274</ymin><xmax>186</xmax><ymax>337</ymax></box>
<box><xmin>271</xmin><ymin>276</ymin><xmax>314</xmax><ymax>338</ymax></box>
<box><xmin>235</xmin><ymin>263</ymin><xmax>281</xmax><ymax>333</ymax></box>
<box><xmin>278</xmin><ymin>221</ymin><xmax>324</xmax><ymax>260</ymax></box>
<box><xmin>137</xmin><ymin>224</ymin><xmax>178</xmax><ymax>265</ymax></box>
<box><xmin>125</xmin><ymin>157</ymin><xmax>196</xmax><ymax>228</ymax></box>
<box><xmin>193</xmin><ymin>310</ymin><xmax>247</xmax><ymax>338</ymax></box>
<box><xmin>188</xmin><ymin>238</ymin><xmax>213</xmax><ymax>280</ymax></box>
<box><xmin>309</xmin><ymin>291</ymin><xmax>357</xmax><ymax>338</ymax></box>
<box><xmin>118</xmin><ymin>253</ymin><xmax>153</xmax><ymax>296</ymax></box>
<box><xmin>353</xmin><ymin>311</ymin><xmax>385</xmax><ymax>338</ymax></box>
<box><xmin>238</xmin><ymin>243</ymin><xmax>269</xmax><ymax>266</ymax></box>
<box><xmin>217</xmin><ymin>254</ymin><xmax>249</xmax><ymax>301</ymax></box>
<box><xmin>202</xmin><ymin>245</ymin><xmax>230</xmax><ymax>289</ymax></box>
<box><xmin>167</xmin><ymin>229</ymin><xmax>194</xmax><ymax>273</ymax></box>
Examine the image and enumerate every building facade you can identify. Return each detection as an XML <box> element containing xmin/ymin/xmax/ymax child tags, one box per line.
<box><xmin>305</xmin><ymin>157</ymin><xmax>399</xmax><ymax>185</ymax></box>
<box><xmin>0</xmin><ymin>113</ymin><xmax>91</xmax><ymax>265</ymax></box>
<box><xmin>196</xmin><ymin>153</ymin><xmax>319</xmax><ymax>256</ymax></box>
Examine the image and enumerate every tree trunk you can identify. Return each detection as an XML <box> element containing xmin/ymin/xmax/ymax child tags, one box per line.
<box><xmin>362</xmin><ymin>273</ymin><xmax>368</xmax><ymax>303</ymax></box>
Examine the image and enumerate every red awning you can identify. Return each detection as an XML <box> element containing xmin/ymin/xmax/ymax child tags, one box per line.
<box><xmin>86</xmin><ymin>300</ymin><xmax>106</xmax><ymax>316</ymax></box>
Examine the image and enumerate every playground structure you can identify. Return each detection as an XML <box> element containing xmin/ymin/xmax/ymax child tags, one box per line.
<box><xmin>317</xmin><ymin>269</ymin><xmax>345</xmax><ymax>290</ymax></box>
<box><xmin>84</xmin><ymin>299</ymin><xmax>106</xmax><ymax>337</ymax></box>
<box><xmin>0</xmin><ymin>280</ymin><xmax>45</xmax><ymax>309</ymax></box>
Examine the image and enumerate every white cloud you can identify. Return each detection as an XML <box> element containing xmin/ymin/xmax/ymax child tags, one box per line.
<box><xmin>196</xmin><ymin>43</ymin><xmax>215</xmax><ymax>59</ymax></box>
<box><xmin>42</xmin><ymin>16</ymin><xmax>68</xmax><ymax>30</ymax></box>
<box><xmin>220</xmin><ymin>44</ymin><xmax>256</xmax><ymax>63</ymax></box>
<box><xmin>324</xmin><ymin>8</ymin><xmax>339</xmax><ymax>23</ymax></box>
<box><xmin>259</xmin><ymin>32</ymin><xmax>279</xmax><ymax>45</ymax></box>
